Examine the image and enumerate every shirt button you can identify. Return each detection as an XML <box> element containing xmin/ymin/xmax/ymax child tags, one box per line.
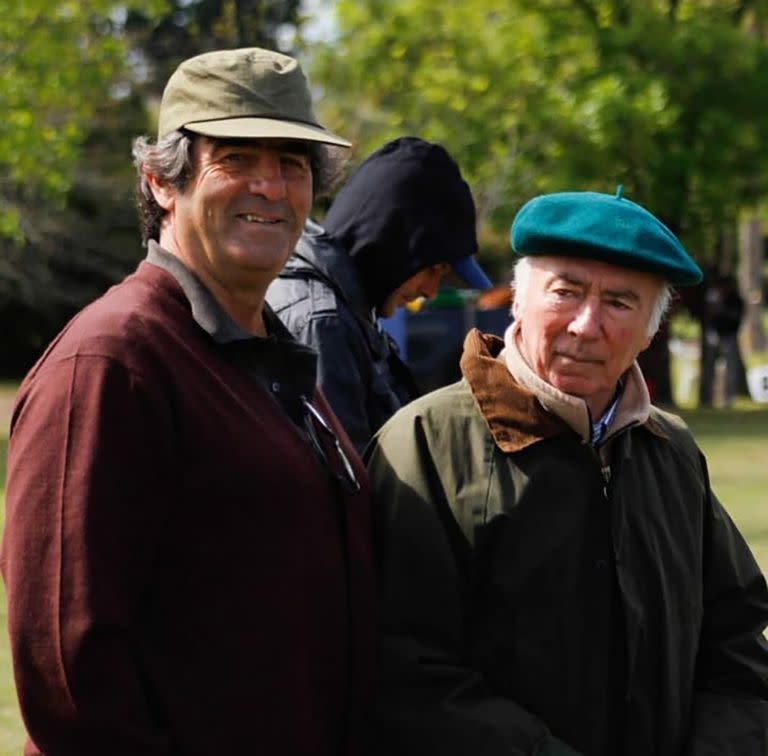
<box><xmin>271</xmin><ymin>382</ymin><xmax>281</xmax><ymax>393</ymax></box>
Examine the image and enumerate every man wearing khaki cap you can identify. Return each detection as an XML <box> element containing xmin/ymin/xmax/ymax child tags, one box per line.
<box><xmin>2</xmin><ymin>48</ymin><xmax>374</xmax><ymax>755</ymax></box>
<box><xmin>367</xmin><ymin>189</ymin><xmax>768</xmax><ymax>755</ymax></box>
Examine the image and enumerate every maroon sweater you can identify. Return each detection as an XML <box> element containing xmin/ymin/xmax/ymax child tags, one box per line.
<box><xmin>2</xmin><ymin>262</ymin><xmax>375</xmax><ymax>755</ymax></box>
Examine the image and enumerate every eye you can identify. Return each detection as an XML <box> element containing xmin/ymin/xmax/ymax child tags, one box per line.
<box><xmin>608</xmin><ymin>298</ymin><xmax>633</xmax><ymax>311</ymax></box>
<box><xmin>280</xmin><ymin>153</ymin><xmax>310</xmax><ymax>173</ymax></box>
<box><xmin>220</xmin><ymin>151</ymin><xmax>245</xmax><ymax>164</ymax></box>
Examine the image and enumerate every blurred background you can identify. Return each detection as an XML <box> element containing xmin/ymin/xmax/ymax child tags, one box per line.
<box><xmin>0</xmin><ymin>0</ymin><xmax>767</xmax><ymax>750</ymax></box>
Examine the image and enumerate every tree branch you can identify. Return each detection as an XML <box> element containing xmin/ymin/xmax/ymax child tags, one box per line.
<box><xmin>733</xmin><ymin>0</ymin><xmax>749</xmax><ymax>25</ymax></box>
<box><xmin>570</xmin><ymin>0</ymin><xmax>599</xmax><ymax>28</ymax></box>
<box><xmin>614</xmin><ymin>0</ymin><xmax>631</xmax><ymax>25</ymax></box>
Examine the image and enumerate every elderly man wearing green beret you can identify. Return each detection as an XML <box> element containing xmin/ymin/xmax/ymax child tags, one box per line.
<box><xmin>366</xmin><ymin>188</ymin><xmax>768</xmax><ymax>755</ymax></box>
<box><xmin>2</xmin><ymin>48</ymin><xmax>375</xmax><ymax>754</ymax></box>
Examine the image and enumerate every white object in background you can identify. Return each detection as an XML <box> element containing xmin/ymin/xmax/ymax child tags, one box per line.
<box><xmin>746</xmin><ymin>365</ymin><xmax>768</xmax><ymax>403</ymax></box>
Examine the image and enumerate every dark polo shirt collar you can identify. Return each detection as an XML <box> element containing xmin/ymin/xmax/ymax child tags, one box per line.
<box><xmin>147</xmin><ymin>240</ymin><xmax>268</xmax><ymax>343</ymax></box>
<box><xmin>145</xmin><ymin>240</ymin><xmax>318</xmax><ymax>422</ymax></box>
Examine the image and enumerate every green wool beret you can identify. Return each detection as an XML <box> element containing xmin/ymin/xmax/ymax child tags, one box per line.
<box><xmin>510</xmin><ymin>188</ymin><xmax>702</xmax><ymax>286</ymax></box>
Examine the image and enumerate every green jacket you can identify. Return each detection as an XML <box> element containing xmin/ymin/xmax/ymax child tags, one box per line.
<box><xmin>366</xmin><ymin>329</ymin><xmax>768</xmax><ymax>756</ymax></box>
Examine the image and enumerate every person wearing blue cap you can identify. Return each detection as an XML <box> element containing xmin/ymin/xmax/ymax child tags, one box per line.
<box><xmin>267</xmin><ymin>136</ymin><xmax>492</xmax><ymax>453</ymax></box>
<box><xmin>365</xmin><ymin>188</ymin><xmax>768</xmax><ymax>755</ymax></box>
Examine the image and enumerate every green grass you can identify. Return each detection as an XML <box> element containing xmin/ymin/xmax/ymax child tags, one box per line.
<box><xmin>678</xmin><ymin>406</ymin><xmax>768</xmax><ymax>573</ymax></box>
<box><xmin>0</xmin><ymin>393</ymin><xmax>765</xmax><ymax>751</ymax></box>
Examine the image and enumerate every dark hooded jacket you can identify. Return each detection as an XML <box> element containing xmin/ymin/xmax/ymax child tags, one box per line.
<box><xmin>267</xmin><ymin>137</ymin><xmax>479</xmax><ymax>453</ymax></box>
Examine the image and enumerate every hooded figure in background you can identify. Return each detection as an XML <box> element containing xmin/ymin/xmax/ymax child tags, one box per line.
<box><xmin>267</xmin><ymin>136</ymin><xmax>492</xmax><ymax>453</ymax></box>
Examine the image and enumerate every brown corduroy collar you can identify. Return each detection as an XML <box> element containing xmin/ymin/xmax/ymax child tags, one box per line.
<box><xmin>459</xmin><ymin>329</ymin><xmax>570</xmax><ymax>453</ymax></box>
<box><xmin>459</xmin><ymin>328</ymin><xmax>667</xmax><ymax>454</ymax></box>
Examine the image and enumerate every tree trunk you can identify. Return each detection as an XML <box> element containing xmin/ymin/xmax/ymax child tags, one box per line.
<box><xmin>638</xmin><ymin>320</ymin><xmax>674</xmax><ymax>407</ymax></box>
<box><xmin>739</xmin><ymin>218</ymin><xmax>767</xmax><ymax>354</ymax></box>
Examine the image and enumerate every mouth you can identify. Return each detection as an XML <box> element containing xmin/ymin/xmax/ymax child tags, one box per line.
<box><xmin>556</xmin><ymin>353</ymin><xmax>604</xmax><ymax>365</ymax></box>
<box><xmin>238</xmin><ymin>213</ymin><xmax>282</xmax><ymax>225</ymax></box>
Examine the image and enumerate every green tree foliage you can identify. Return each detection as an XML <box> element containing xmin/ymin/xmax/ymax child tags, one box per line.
<box><xmin>535</xmin><ymin>0</ymin><xmax>768</xmax><ymax>260</ymax></box>
<box><xmin>310</xmin><ymin>0</ymin><xmax>768</xmax><ymax>264</ymax></box>
<box><xmin>132</xmin><ymin>0</ymin><xmax>303</xmax><ymax>103</ymax></box>
<box><xmin>310</xmin><ymin>0</ymin><xmax>596</xmax><ymax>239</ymax></box>
<box><xmin>0</xmin><ymin>0</ymin><xmax>165</xmax><ymax>237</ymax></box>
<box><xmin>0</xmin><ymin>0</ymin><xmax>164</xmax><ymax>373</ymax></box>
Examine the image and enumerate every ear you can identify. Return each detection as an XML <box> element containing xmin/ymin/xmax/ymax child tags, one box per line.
<box><xmin>144</xmin><ymin>170</ymin><xmax>176</xmax><ymax>212</ymax></box>
<box><xmin>512</xmin><ymin>294</ymin><xmax>522</xmax><ymax>321</ymax></box>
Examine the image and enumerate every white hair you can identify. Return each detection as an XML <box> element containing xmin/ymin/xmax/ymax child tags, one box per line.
<box><xmin>512</xmin><ymin>256</ymin><xmax>673</xmax><ymax>338</ymax></box>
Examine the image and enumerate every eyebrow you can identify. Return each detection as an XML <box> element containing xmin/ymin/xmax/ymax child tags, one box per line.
<box><xmin>555</xmin><ymin>271</ymin><xmax>586</xmax><ymax>287</ymax></box>
<box><xmin>553</xmin><ymin>271</ymin><xmax>642</xmax><ymax>302</ymax></box>
<box><xmin>603</xmin><ymin>288</ymin><xmax>642</xmax><ymax>302</ymax></box>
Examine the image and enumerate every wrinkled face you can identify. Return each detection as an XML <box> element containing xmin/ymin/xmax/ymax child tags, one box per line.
<box><xmin>154</xmin><ymin>136</ymin><xmax>313</xmax><ymax>296</ymax></box>
<box><xmin>379</xmin><ymin>263</ymin><xmax>451</xmax><ymax>318</ymax></box>
<box><xmin>513</xmin><ymin>256</ymin><xmax>661</xmax><ymax>415</ymax></box>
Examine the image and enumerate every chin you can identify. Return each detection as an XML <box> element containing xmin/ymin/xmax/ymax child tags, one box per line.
<box><xmin>550</xmin><ymin>376</ymin><xmax>594</xmax><ymax>398</ymax></box>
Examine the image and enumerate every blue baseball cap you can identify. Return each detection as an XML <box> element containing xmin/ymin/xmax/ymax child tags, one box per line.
<box><xmin>452</xmin><ymin>256</ymin><xmax>493</xmax><ymax>290</ymax></box>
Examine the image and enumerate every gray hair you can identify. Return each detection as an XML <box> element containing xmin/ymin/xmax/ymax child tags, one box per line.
<box><xmin>512</xmin><ymin>256</ymin><xmax>673</xmax><ymax>338</ymax></box>
<box><xmin>132</xmin><ymin>130</ymin><xmax>346</xmax><ymax>244</ymax></box>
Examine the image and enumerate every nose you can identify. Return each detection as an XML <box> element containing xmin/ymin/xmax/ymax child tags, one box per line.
<box><xmin>420</xmin><ymin>266</ymin><xmax>448</xmax><ymax>300</ymax></box>
<box><xmin>568</xmin><ymin>299</ymin><xmax>602</xmax><ymax>338</ymax></box>
<box><xmin>420</xmin><ymin>277</ymin><xmax>441</xmax><ymax>300</ymax></box>
<box><xmin>247</xmin><ymin>153</ymin><xmax>287</xmax><ymax>201</ymax></box>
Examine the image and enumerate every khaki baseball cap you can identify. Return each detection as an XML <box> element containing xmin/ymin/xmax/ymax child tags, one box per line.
<box><xmin>157</xmin><ymin>47</ymin><xmax>351</xmax><ymax>148</ymax></box>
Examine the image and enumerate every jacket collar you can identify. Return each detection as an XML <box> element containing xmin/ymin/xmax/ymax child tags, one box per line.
<box><xmin>460</xmin><ymin>328</ymin><xmax>667</xmax><ymax>453</ymax></box>
<box><xmin>460</xmin><ymin>330</ymin><xmax>569</xmax><ymax>452</ymax></box>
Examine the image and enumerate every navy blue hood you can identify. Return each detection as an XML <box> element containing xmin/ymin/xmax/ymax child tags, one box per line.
<box><xmin>322</xmin><ymin>137</ymin><xmax>481</xmax><ymax>310</ymax></box>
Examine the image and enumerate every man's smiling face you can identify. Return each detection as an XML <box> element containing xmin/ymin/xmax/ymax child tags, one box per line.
<box><xmin>162</xmin><ymin>136</ymin><xmax>313</xmax><ymax>295</ymax></box>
